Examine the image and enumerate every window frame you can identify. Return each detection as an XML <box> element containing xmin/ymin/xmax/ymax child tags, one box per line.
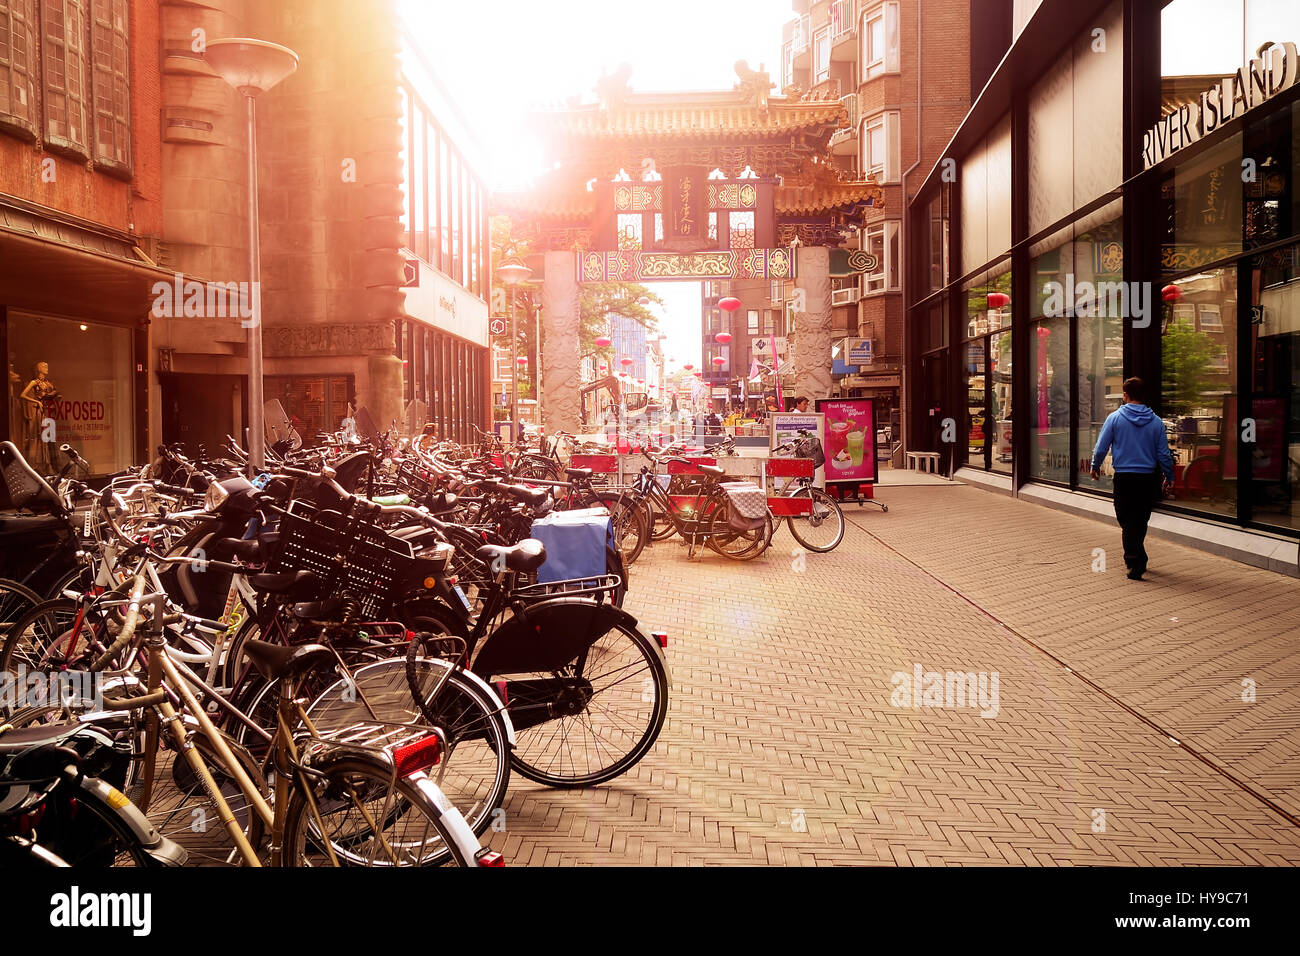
<box><xmin>40</xmin><ymin>0</ymin><xmax>90</xmax><ymax>159</ymax></box>
<box><xmin>861</xmin><ymin>2</ymin><xmax>900</xmax><ymax>81</ymax></box>
<box><xmin>862</xmin><ymin>220</ymin><xmax>901</xmax><ymax>294</ymax></box>
<box><xmin>0</xmin><ymin>0</ymin><xmax>38</xmax><ymax>139</ymax></box>
<box><xmin>861</xmin><ymin>109</ymin><xmax>900</xmax><ymax>184</ymax></box>
<box><xmin>813</xmin><ymin>25</ymin><xmax>830</xmax><ymax>84</ymax></box>
<box><xmin>87</xmin><ymin>0</ymin><xmax>129</xmax><ymax>176</ymax></box>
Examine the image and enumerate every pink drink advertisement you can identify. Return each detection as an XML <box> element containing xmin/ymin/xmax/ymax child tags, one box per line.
<box><xmin>817</xmin><ymin>398</ymin><xmax>877</xmax><ymax>484</ymax></box>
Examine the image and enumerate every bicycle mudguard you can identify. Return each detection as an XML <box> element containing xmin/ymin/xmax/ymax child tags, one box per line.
<box><xmin>470</xmin><ymin>597</ymin><xmax>668</xmax><ymax>681</ymax></box>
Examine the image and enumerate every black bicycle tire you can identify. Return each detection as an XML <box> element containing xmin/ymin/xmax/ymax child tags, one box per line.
<box><xmin>500</xmin><ymin>621</ymin><xmax>668</xmax><ymax>788</ymax></box>
<box><xmin>784</xmin><ymin>487</ymin><xmax>846</xmax><ymax>553</ymax></box>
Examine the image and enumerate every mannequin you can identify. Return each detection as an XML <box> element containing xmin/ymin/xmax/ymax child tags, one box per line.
<box><xmin>20</xmin><ymin>361</ymin><xmax>59</xmax><ymax>470</ymax></box>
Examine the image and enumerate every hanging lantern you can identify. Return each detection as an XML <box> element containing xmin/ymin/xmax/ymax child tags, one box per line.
<box><xmin>694</xmin><ymin>371</ymin><xmax>703</xmax><ymax>378</ymax></box>
<box><xmin>683</xmin><ymin>363</ymin><xmax>694</xmax><ymax>370</ymax></box>
<box><xmin>637</xmin><ymin>296</ymin><xmax>651</xmax><ymax>306</ymax></box>
<box><xmin>598</xmin><ymin>363</ymin><xmax>608</xmax><ymax>373</ymax></box>
<box><xmin>712</xmin><ymin>356</ymin><xmax>726</xmax><ymax>366</ymax></box>
<box><xmin>594</xmin><ymin>335</ymin><xmax>612</xmax><ymax>347</ymax></box>
<box><xmin>719</xmin><ymin>296</ymin><xmax>741</xmax><ymax>312</ymax></box>
<box><xmin>517</xmin><ymin>356</ymin><xmax>527</xmax><ymax>366</ymax></box>
<box><xmin>620</xmin><ymin>357</ymin><xmax>633</xmax><ymax>366</ymax></box>
<box><xmin>1162</xmin><ymin>284</ymin><xmax>1183</xmax><ymax>302</ymax></box>
<box><xmin>987</xmin><ymin>292</ymin><xmax>1010</xmax><ymax>309</ymax></box>
<box><xmin>715</xmin><ymin>331</ymin><xmax>733</xmax><ymax>344</ymax></box>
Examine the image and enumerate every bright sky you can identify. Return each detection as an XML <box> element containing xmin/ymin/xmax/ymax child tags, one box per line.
<box><xmin>1161</xmin><ymin>0</ymin><xmax>1300</xmax><ymax>75</ymax></box>
<box><xmin>398</xmin><ymin>0</ymin><xmax>789</xmax><ymax>368</ymax></box>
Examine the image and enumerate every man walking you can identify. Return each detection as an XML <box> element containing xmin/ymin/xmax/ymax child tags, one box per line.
<box><xmin>1089</xmin><ymin>377</ymin><xmax>1175</xmax><ymax>580</ymax></box>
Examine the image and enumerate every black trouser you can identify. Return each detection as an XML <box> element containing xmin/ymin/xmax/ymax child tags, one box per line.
<box><xmin>1112</xmin><ymin>469</ymin><xmax>1162</xmax><ymax>572</ymax></box>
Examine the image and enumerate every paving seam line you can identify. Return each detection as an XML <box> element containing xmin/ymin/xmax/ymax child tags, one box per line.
<box><xmin>840</xmin><ymin>511</ymin><xmax>1300</xmax><ymax>831</ymax></box>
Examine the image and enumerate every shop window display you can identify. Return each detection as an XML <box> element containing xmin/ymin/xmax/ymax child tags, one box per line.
<box><xmin>7</xmin><ymin>312</ymin><xmax>132</xmax><ymax>475</ymax></box>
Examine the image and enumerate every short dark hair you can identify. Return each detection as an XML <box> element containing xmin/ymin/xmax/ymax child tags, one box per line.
<box><xmin>1122</xmin><ymin>376</ymin><xmax>1146</xmax><ymax>403</ymax></box>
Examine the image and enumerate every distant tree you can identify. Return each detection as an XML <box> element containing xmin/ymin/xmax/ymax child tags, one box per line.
<box><xmin>1161</xmin><ymin>319</ymin><xmax>1222</xmax><ymax>417</ymax></box>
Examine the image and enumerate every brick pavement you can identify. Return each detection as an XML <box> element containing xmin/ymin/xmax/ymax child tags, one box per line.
<box><xmin>481</xmin><ymin>484</ymin><xmax>1300</xmax><ymax>865</ymax></box>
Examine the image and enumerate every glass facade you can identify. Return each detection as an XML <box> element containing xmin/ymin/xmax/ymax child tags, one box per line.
<box><xmin>907</xmin><ymin>0</ymin><xmax>1300</xmax><ymax>542</ymax></box>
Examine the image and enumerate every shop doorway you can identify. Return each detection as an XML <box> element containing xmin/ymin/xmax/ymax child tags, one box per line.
<box><xmin>160</xmin><ymin>373</ymin><xmax>244</xmax><ymax>458</ymax></box>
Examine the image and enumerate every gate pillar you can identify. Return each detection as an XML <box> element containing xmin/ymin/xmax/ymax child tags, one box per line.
<box><xmin>541</xmin><ymin>250</ymin><xmax>582</xmax><ymax>434</ymax></box>
<box><xmin>793</xmin><ymin>246</ymin><xmax>833</xmax><ymax>402</ymax></box>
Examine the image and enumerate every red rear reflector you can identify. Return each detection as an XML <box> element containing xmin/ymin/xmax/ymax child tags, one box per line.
<box><xmin>494</xmin><ymin>680</ymin><xmax>508</xmax><ymax>704</ymax></box>
<box><xmin>475</xmin><ymin>850</ymin><xmax>505</xmax><ymax>867</ymax></box>
<box><xmin>392</xmin><ymin>735</ymin><xmax>442</xmax><ymax>775</ymax></box>
<box><xmin>652</xmin><ymin>631</ymin><xmax>668</xmax><ymax>648</ymax></box>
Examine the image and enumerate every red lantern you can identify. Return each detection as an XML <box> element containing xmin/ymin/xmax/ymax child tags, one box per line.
<box><xmin>637</xmin><ymin>296</ymin><xmax>651</xmax><ymax>306</ymax></box>
<box><xmin>620</xmin><ymin>357</ymin><xmax>633</xmax><ymax>366</ymax></box>
<box><xmin>719</xmin><ymin>296</ymin><xmax>741</xmax><ymax>312</ymax></box>
<box><xmin>712</xmin><ymin>356</ymin><xmax>726</xmax><ymax>366</ymax></box>
<box><xmin>594</xmin><ymin>335</ymin><xmax>612</xmax><ymax>347</ymax></box>
<box><xmin>598</xmin><ymin>363</ymin><xmax>608</xmax><ymax>373</ymax></box>
<box><xmin>1161</xmin><ymin>284</ymin><xmax>1183</xmax><ymax>302</ymax></box>
<box><xmin>715</xmin><ymin>331</ymin><xmax>733</xmax><ymax>344</ymax></box>
<box><xmin>683</xmin><ymin>363</ymin><xmax>694</xmax><ymax>370</ymax></box>
<box><xmin>987</xmin><ymin>292</ymin><xmax>1010</xmax><ymax>309</ymax></box>
<box><xmin>693</xmin><ymin>371</ymin><xmax>702</xmax><ymax>378</ymax></box>
<box><xmin>517</xmin><ymin>356</ymin><xmax>527</xmax><ymax>366</ymax></box>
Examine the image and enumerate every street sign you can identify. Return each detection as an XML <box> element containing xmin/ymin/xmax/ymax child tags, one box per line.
<box><xmin>751</xmin><ymin>336</ymin><xmax>788</xmax><ymax>357</ymax></box>
<box><xmin>848</xmin><ymin>338</ymin><xmax>873</xmax><ymax>365</ymax></box>
<box><xmin>489</xmin><ymin>318</ymin><xmax>506</xmax><ymax>335</ymax></box>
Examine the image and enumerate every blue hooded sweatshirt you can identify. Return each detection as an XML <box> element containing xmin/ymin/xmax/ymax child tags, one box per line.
<box><xmin>1090</xmin><ymin>403</ymin><xmax>1174</xmax><ymax>480</ymax></box>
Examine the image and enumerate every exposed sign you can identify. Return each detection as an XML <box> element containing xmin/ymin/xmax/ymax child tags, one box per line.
<box><xmin>1143</xmin><ymin>41</ymin><xmax>1299</xmax><ymax>168</ymax></box>
<box><xmin>489</xmin><ymin>318</ymin><xmax>506</xmax><ymax>335</ymax></box>
<box><xmin>402</xmin><ymin>258</ymin><xmax>419</xmax><ymax>287</ymax></box>
<box><xmin>848</xmin><ymin>338</ymin><xmax>873</xmax><ymax>365</ymax></box>
<box><xmin>661</xmin><ymin>166</ymin><xmax>709</xmax><ymax>251</ymax></box>
<box><xmin>711</xmin><ymin>387</ymin><xmax>729</xmax><ymax>398</ymax></box>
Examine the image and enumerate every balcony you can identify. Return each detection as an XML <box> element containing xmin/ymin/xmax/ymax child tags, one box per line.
<box><xmin>831</xmin><ymin>277</ymin><xmax>861</xmax><ymax>306</ymax></box>
<box><xmin>792</xmin><ymin>14</ymin><xmax>812</xmax><ymax>67</ymax></box>
<box><xmin>830</xmin><ymin>0</ymin><xmax>857</xmax><ymax>57</ymax></box>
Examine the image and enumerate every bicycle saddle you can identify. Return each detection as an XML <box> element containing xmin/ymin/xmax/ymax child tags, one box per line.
<box><xmin>249</xmin><ymin>569</ymin><xmax>319</xmax><ymax>594</ymax></box>
<box><xmin>564</xmin><ymin>467</ymin><xmax>593</xmax><ymax>481</ymax></box>
<box><xmin>241</xmin><ymin>640</ymin><xmax>334</xmax><ymax>682</ymax></box>
<box><xmin>697</xmin><ymin>464</ymin><xmax>725</xmax><ymax>477</ymax></box>
<box><xmin>214</xmin><ymin>537</ymin><xmax>264</xmax><ymax>562</ymax></box>
<box><xmin>493</xmin><ymin>483</ymin><xmax>550</xmax><ymax>508</ymax></box>
<box><xmin>475</xmin><ymin>539</ymin><xmax>546</xmax><ymax>572</ymax></box>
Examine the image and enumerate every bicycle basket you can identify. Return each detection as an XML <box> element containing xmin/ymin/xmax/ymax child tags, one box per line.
<box><xmin>796</xmin><ymin>436</ymin><xmax>826</xmax><ymax>469</ymax></box>
<box><xmin>268</xmin><ymin>503</ymin><xmax>416</xmax><ymax>620</ymax></box>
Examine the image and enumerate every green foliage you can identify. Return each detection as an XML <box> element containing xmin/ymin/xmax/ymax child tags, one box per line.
<box><xmin>1161</xmin><ymin>318</ymin><xmax>1222</xmax><ymax>416</ymax></box>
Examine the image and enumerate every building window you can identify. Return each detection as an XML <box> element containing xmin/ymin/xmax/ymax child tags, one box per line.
<box><xmin>88</xmin><ymin>0</ymin><xmax>129</xmax><ymax>170</ymax></box>
<box><xmin>747</xmin><ymin>309</ymin><xmax>759</xmax><ymax>334</ymax></box>
<box><xmin>0</xmin><ymin>0</ymin><xmax>37</xmax><ymax>134</ymax></box>
<box><xmin>862</xmin><ymin>2</ymin><xmax>900</xmax><ymax>81</ymax></box>
<box><xmin>42</xmin><ymin>0</ymin><xmax>89</xmax><ymax>154</ymax></box>
<box><xmin>813</xmin><ymin>26</ymin><xmax>830</xmax><ymax>84</ymax></box>
<box><xmin>863</xmin><ymin>221</ymin><xmax>900</xmax><ymax>293</ymax></box>
<box><xmin>862</xmin><ymin>111</ymin><xmax>900</xmax><ymax>183</ymax></box>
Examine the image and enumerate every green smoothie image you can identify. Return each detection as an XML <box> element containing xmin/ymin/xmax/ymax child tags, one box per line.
<box><xmin>846</xmin><ymin>429</ymin><xmax>865</xmax><ymax>466</ymax></box>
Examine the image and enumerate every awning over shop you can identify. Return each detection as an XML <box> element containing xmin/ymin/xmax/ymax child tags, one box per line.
<box><xmin>0</xmin><ymin>198</ymin><xmax>173</xmax><ymax>324</ymax></box>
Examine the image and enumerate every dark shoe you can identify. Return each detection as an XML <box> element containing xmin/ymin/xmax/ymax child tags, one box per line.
<box><xmin>1127</xmin><ymin>569</ymin><xmax>1144</xmax><ymax>580</ymax></box>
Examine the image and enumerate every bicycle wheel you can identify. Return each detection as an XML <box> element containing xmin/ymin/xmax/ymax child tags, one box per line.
<box><xmin>309</xmin><ymin>658</ymin><xmax>509</xmax><ymax>857</ymax></box>
<box><xmin>704</xmin><ymin>503</ymin><xmax>773</xmax><ymax>561</ymax></box>
<box><xmin>281</xmin><ymin>753</ymin><xmax>480</xmax><ymax>866</ymax></box>
<box><xmin>0</xmin><ymin>599</ymin><xmax>81</xmax><ymax>688</ymax></box>
<box><xmin>596</xmin><ymin>491</ymin><xmax>649</xmax><ymax>566</ymax></box>
<box><xmin>0</xmin><ymin>577</ymin><xmax>41</xmax><ymax>636</ymax></box>
<box><xmin>494</xmin><ymin>621</ymin><xmax>668</xmax><ymax>788</ymax></box>
<box><xmin>784</xmin><ymin>487</ymin><xmax>845</xmax><ymax>553</ymax></box>
<box><xmin>647</xmin><ymin>496</ymin><xmax>677</xmax><ymax>540</ymax></box>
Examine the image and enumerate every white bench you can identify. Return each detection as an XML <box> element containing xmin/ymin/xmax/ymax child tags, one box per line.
<box><xmin>906</xmin><ymin>451</ymin><xmax>941</xmax><ymax>473</ymax></box>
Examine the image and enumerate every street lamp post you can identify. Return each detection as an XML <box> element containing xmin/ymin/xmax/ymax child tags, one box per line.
<box><xmin>205</xmin><ymin>38</ymin><xmax>299</xmax><ymax>474</ymax></box>
<box><xmin>497</xmin><ymin>255</ymin><xmax>532</xmax><ymax>439</ymax></box>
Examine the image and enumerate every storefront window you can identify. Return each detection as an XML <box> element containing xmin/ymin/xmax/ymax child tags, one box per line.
<box><xmin>1247</xmin><ymin>246</ymin><xmax>1300</xmax><ymax>531</ymax></box>
<box><xmin>1030</xmin><ymin>317</ymin><xmax>1071</xmax><ymax>483</ymax></box>
<box><xmin>7</xmin><ymin>312</ymin><xmax>132</xmax><ymax>475</ymax></box>
<box><xmin>966</xmin><ymin>339</ymin><xmax>987</xmax><ymax>468</ymax></box>
<box><xmin>965</xmin><ymin>269</ymin><xmax>1012</xmax><ymax>337</ymax></box>
<box><xmin>1162</xmin><ymin>134</ymin><xmax>1243</xmax><ymax>276</ymax></box>
<box><xmin>990</xmin><ymin>329</ymin><xmax>1013</xmax><ymax>474</ymax></box>
<box><xmin>1161</xmin><ymin>265</ymin><xmax>1237</xmax><ymax>518</ymax></box>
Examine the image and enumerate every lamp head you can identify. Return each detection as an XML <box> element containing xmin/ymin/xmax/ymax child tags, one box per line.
<box><xmin>205</xmin><ymin>38</ymin><xmax>299</xmax><ymax>96</ymax></box>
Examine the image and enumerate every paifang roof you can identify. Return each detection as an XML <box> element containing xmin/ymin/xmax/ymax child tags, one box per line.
<box><xmin>533</xmin><ymin>96</ymin><xmax>850</xmax><ymax>149</ymax></box>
